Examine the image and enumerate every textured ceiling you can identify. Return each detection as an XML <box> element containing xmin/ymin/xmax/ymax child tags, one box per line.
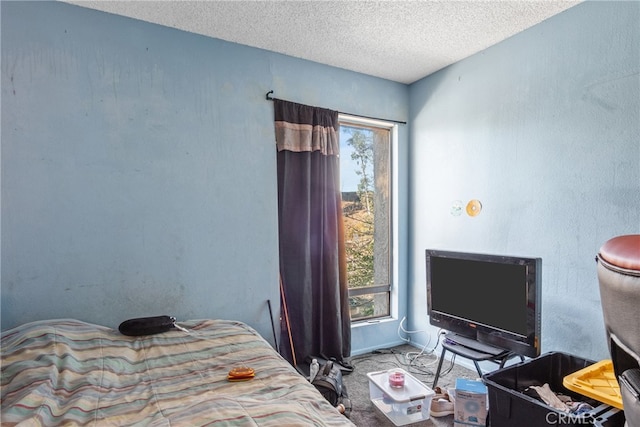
<box><xmin>64</xmin><ymin>1</ymin><xmax>581</xmax><ymax>84</ymax></box>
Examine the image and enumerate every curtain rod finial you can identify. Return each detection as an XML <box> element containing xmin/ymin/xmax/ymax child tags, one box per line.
<box><xmin>266</xmin><ymin>90</ymin><xmax>274</xmax><ymax>101</ymax></box>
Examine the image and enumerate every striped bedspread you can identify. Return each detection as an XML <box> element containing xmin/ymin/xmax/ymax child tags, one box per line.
<box><xmin>1</xmin><ymin>319</ymin><xmax>355</xmax><ymax>426</ymax></box>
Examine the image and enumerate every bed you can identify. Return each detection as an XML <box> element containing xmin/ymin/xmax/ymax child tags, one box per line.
<box><xmin>1</xmin><ymin>318</ymin><xmax>355</xmax><ymax>426</ymax></box>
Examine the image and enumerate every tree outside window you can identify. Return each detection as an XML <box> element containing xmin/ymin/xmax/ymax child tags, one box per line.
<box><xmin>340</xmin><ymin>121</ymin><xmax>391</xmax><ymax>321</ymax></box>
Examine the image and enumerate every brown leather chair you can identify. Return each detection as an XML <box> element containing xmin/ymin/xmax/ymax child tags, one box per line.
<box><xmin>597</xmin><ymin>235</ymin><xmax>640</xmax><ymax>426</ymax></box>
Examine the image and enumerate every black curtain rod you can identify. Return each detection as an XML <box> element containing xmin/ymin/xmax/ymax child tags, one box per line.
<box><xmin>265</xmin><ymin>90</ymin><xmax>406</xmax><ymax>125</ymax></box>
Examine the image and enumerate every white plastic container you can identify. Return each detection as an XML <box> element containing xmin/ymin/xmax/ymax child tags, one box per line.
<box><xmin>366</xmin><ymin>368</ymin><xmax>435</xmax><ymax>426</ymax></box>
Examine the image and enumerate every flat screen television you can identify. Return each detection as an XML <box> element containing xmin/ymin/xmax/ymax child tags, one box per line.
<box><xmin>426</xmin><ymin>249</ymin><xmax>542</xmax><ymax>358</ymax></box>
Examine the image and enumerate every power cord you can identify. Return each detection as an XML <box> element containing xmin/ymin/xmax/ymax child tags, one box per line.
<box><xmin>397</xmin><ymin>316</ymin><xmax>425</xmax><ymax>343</ymax></box>
<box><xmin>395</xmin><ymin>318</ymin><xmax>451</xmax><ymax>380</ymax></box>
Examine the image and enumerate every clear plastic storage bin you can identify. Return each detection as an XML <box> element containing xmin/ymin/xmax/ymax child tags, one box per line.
<box><xmin>366</xmin><ymin>368</ymin><xmax>435</xmax><ymax>426</ymax></box>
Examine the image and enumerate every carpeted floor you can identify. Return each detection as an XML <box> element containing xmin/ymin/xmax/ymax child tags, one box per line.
<box><xmin>342</xmin><ymin>344</ymin><xmax>478</xmax><ymax>427</ymax></box>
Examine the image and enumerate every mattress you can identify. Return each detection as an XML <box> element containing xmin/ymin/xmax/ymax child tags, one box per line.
<box><xmin>1</xmin><ymin>318</ymin><xmax>354</xmax><ymax>426</ymax></box>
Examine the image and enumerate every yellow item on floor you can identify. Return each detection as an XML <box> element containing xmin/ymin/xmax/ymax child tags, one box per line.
<box><xmin>563</xmin><ymin>359</ymin><xmax>622</xmax><ymax>409</ymax></box>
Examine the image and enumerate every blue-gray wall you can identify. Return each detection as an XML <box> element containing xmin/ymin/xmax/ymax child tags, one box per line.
<box><xmin>1</xmin><ymin>1</ymin><xmax>410</xmax><ymax>352</ymax></box>
<box><xmin>408</xmin><ymin>1</ymin><xmax>639</xmax><ymax>363</ymax></box>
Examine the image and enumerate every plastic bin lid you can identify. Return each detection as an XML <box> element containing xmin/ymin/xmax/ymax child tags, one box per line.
<box><xmin>367</xmin><ymin>368</ymin><xmax>435</xmax><ymax>403</ymax></box>
<box><xmin>563</xmin><ymin>359</ymin><xmax>623</xmax><ymax>409</ymax></box>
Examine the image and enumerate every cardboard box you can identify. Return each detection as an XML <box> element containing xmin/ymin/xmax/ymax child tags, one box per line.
<box><xmin>454</xmin><ymin>378</ymin><xmax>487</xmax><ymax>427</ymax></box>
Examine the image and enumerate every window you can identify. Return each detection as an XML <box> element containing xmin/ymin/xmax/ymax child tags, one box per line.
<box><xmin>339</xmin><ymin>115</ymin><xmax>393</xmax><ymax>321</ymax></box>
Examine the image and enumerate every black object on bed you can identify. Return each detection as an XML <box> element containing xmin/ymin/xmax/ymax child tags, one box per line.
<box><xmin>118</xmin><ymin>315</ymin><xmax>177</xmax><ymax>336</ymax></box>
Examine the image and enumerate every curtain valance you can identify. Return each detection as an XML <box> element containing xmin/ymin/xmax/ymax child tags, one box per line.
<box><xmin>274</xmin><ymin>99</ymin><xmax>339</xmax><ymax>156</ymax></box>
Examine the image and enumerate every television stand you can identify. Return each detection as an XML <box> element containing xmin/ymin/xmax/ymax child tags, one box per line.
<box><xmin>431</xmin><ymin>332</ymin><xmax>524</xmax><ymax>388</ymax></box>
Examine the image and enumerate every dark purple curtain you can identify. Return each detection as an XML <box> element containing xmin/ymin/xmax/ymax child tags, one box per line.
<box><xmin>274</xmin><ymin>99</ymin><xmax>351</xmax><ymax>367</ymax></box>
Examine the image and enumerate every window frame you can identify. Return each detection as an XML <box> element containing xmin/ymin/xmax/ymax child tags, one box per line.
<box><xmin>338</xmin><ymin>114</ymin><xmax>398</xmax><ymax>323</ymax></box>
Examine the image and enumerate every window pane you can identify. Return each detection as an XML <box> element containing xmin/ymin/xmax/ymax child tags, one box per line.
<box><xmin>349</xmin><ymin>291</ymin><xmax>390</xmax><ymax>321</ymax></box>
<box><xmin>340</xmin><ymin>122</ymin><xmax>391</xmax><ymax>321</ymax></box>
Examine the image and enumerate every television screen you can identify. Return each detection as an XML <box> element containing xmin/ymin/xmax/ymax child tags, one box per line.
<box><xmin>426</xmin><ymin>249</ymin><xmax>541</xmax><ymax>358</ymax></box>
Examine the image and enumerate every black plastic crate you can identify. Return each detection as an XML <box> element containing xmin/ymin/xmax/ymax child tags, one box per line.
<box><xmin>483</xmin><ymin>351</ymin><xmax>612</xmax><ymax>427</ymax></box>
<box><xmin>592</xmin><ymin>407</ymin><xmax>625</xmax><ymax>427</ymax></box>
